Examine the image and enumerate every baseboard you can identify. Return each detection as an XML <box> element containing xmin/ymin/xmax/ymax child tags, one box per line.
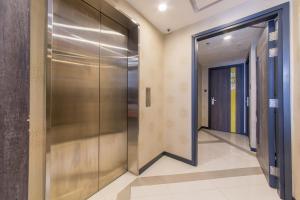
<box><xmin>250</xmin><ymin>147</ymin><xmax>257</xmax><ymax>152</ymax></box>
<box><xmin>198</xmin><ymin>126</ymin><xmax>209</xmax><ymax>131</ymax></box>
<box><xmin>163</xmin><ymin>151</ymin><xmax>194</xmax><ymax>165</ymax></box>
<box><xmin>139</xmin><ymin>152</ymin><xmax>164</xmax><ymax>174</ymax></box>
<box><xmin>138</xmin><ymin>151</ymin><xmax>194</xmax><ymax>174</ymax></box>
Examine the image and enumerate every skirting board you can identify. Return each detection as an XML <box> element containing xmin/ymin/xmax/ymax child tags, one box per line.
<box><xmin>139</xmin><ymin>152</ymin><xmax>164</xmax><ymax>174</ymax></box>
<box><xmin>139</xmin><ymin>151</ymin><xmax>194</xmax><ymax>174</ymax></box>
<box><xmin>198</xmin><ymin>126</ymin><xmax>209</xmax><ymax>131</ymax></box>
<box><xmin>250</xmin><ymin>147</ymin><xmax>257</xmax><ymax>152</ymax></box>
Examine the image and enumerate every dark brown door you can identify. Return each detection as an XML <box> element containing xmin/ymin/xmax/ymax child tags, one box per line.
<box><xmin>256</xmin><ymin>24</ymin><xmax>269</xmax><ymax>183</ymax></box>
<box><xmin>256</xmin><ymin>20</ymin><xmax>278</xmax><ymax>189</ymax></box>
<box><xmin>209</xmin><ymin>68</ymin><xmax>230</xmax><ymax>132</ymax></box>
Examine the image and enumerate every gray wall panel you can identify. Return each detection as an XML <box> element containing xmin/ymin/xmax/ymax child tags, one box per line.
<box><xmin>0</xmin><ymin>0</ymin><xmax>30</xmax><ymax>199</ymax></box>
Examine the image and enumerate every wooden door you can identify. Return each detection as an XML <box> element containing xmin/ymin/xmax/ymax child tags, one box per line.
<box><xmin>256</xmin><ymin>20</ymin><xmax>278</xmax><ymax>188</ymax></box>
<box><xmin>209</xmin><ymin>68</ymin><xmax>230</xmax><ymax>132</ymax></box>
<box><xmin>209</xmin><ymin>65</ymin><xmax>245</xmax><ymax>133</ymax></box>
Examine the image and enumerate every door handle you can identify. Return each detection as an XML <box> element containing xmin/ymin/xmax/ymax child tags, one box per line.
<box><xmin>211</xmin><ymin>97</ymin><xmax>216</xmax><ymax>105</ymax></box>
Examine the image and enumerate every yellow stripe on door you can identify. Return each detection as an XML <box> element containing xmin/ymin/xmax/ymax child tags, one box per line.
<box><xmin>230</xmin><ymin>67</ymin><xmax>237</xmax><ymax>133</ymax></box>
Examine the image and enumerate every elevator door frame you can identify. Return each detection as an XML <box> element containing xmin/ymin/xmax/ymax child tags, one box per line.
<box><xmin>46</xmin><ymin>0</ymin><xmax>140</xmax><ymax>199</ymax></box>
<box><xmin>192</xmin><ymin>3</ymin><xmax>291</xmax><ymax>200</ymax></box>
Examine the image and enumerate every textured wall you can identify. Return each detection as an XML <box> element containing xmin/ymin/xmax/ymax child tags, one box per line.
<box><xmin>0</xmin><ymin>0</ymin><xmax>30</xmax><ymax>199</ymax></box>
<box><xmin>163</xmin><ymin>0</ymin><xmax>289</xmax><ymax>160</ymax></box>
<box><xmin>28</xmin><ymin>0</ymin><xmax>47</xmax><ymax>200</ymax></box>
<box><xmin>200</xmin><ymin>67</ymin><xmax>209</xmax><ymax>127</ymax></box>
<box><xmin>292</xmin><ymin>0</ymin><xmax>300</xmax><ymax>198</ymax></box>
<box><xmin>106</xmin><ymin>0</ymin><xmax>165</xmax><ymax>168</ymax></box>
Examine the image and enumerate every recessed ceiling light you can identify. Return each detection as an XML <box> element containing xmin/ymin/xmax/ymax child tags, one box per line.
<box><xmin>224</xmin><ymin>35</ymin><xmax>232</xmax><ymax>40</ymax></box>
<box><xmin>158</xmin><ymin>3</ymin><xmax>167</xmax><ymax>12</ymax></box>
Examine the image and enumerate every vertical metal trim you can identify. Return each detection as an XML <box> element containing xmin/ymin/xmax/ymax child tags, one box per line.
<box><xmin>127</xmin><ymin>24</ymin><xmax>140</xmax><ymax>175</ymax></box>
<box><xmin>45</xmin><ymin>0</ymin><xmax>53</xmax><ymax>199</ymax></box>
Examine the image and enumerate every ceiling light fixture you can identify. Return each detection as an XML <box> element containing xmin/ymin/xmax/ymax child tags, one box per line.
<box><xmin>158</xmin><ymin>3</ymin><xmax>167</xmax><ymax>12</ymax></box>
<box><xmin>224</xmin><ymin>35</ymin><xmax>232</xmax><ymax>40</ymax></box>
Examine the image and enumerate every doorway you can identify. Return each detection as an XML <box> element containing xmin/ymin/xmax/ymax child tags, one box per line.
<box><xmin>208</xmin><ymin>64</ymin><xmax>247</xmax><ymax>135</ymax></box>
<box><xmin>192</xmin><ymin>3</ymin><xmax>291</xmax><ymax>200</ymax></box>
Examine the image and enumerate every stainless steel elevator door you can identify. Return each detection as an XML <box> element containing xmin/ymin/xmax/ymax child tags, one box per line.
<box><xmin>49</xmin><ymin>0</ymin><xmax>100</xmax><ymax>199</ymax></box>
<box><xmin>99</xmin><ymin>14</ymin><xmax>128</xmax><ymax>189</ymax></box>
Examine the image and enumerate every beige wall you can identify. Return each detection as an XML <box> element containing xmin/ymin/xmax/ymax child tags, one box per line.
<box><xmin>292</xmin><ymin>0</ymin><xmax>300</xmax><ymax>198</ymax></box>
<box><xmin>163</xmin><ymin>0</ymin><xmax>289</xmax><ymax>160</ymax></box>
<box><xmin>197</xmin><ymin>63</ymin><xmax>203</xmax><ymax>129</ymax></box>
<box><xmin>201</xmin><ymin>67</ymin><xmax>209</xmax><ymax>127</ymax></box>
<box><xmin>249</xmin><ymin>42</ymin><xmax>257</xmax><ymax>149</ymax></box>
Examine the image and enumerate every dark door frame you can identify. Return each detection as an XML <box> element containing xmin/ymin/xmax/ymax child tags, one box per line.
<box><xmin>191</xmin><ymin>2</ymin><xmax>291</xmax><ymax>199</ymax></box>
<box><xmin>208</xmin><ymin>64</ymin><xmax>246</xmax><ymax>134</ymax></box>
<box><xmin>245</xmin><ymin>56</ymin><xmax>250</xmax><ymax>136</ymax></box>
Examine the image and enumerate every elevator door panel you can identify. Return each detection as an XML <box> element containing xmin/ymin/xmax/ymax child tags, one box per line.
<box><xmin>49</xmin><ymin>0</ymin><xmax>100</xmax><ymax>199</ymax></box>
<box><xmin>99</xmin><ymin>15</ymin><xmax>128</xmax><ymax>189</ymax></box>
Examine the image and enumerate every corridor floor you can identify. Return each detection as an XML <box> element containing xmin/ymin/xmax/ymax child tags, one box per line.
<box><xmin>89</xmin><ymin>130</ymin><xmax>280</xmax><ymax>200</ymax></box>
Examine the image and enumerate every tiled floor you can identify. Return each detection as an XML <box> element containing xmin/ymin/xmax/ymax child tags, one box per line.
<box><xmin>202</xmin><ymin>129</ymin><xmax>252</xmax><ymax>152</ymax></box>
<box><xmin>131</xmin><ymin>175</ymin><xmax>280</xmax><ymax>200</ymax></box>
<box><xmin>89</xmin><ymin>130</ymin><xmax>280</xmax><ymax>200</ymax></box>
<box><xmin>198</xmin><ymin>131</ymin><xmax>220</xmax><ymax>142</ymax></box>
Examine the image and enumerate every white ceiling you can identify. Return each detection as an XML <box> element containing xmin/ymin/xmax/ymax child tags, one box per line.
<box><xmin>126</xmin><ymin>0</ymin><xmax>250</xmax><ymax>33</ymax></box>
<box><xmin>198</xmin><ymin>23</ymin><xmax>266</xmax><ymax>68</ymax></box>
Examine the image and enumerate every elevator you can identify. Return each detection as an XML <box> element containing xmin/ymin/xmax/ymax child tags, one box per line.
<box><xmin>46</xmin><ymin>0</ymin><xmax>139</xmax><ymax>199</ymax></box>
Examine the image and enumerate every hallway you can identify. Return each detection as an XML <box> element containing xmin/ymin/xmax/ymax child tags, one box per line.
<box><xmin>2</xmin><ymin>1</ymin><xmax>299</xmax><ymax>200</ymax></box>
<box><xmin>90</xmin><ymin>130</ymin><xmax>280</xmax><ymax>200</ymax></box>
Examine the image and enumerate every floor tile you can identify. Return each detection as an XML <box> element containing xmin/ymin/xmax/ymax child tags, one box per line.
<box><xmin>89</xmin><ymin>172</ymin><xmax>136</xmax><ymax>200</ymax></box>
<box><xmin>219</xmin><ymin>184</ymin><xmax>281</xmax><ymax>200</ymax></box>
<box><xmin>90</xmin><ymin>130</ymin><xmax>280</xmax><ymax>200</ymax></box>
<box><xmin>131</xmin><ymin>188</ymin><xmax>227</xmax><ymax>200</ymax></box>
<box><xmin>198</xmin><ymin>132</ymin><xmax>220</xmax><ymax>142</ymax></box>
<box><xmin>202</xmin><ymin>129</ymin><xmax>251</xmax><ymax>152</ymax></box>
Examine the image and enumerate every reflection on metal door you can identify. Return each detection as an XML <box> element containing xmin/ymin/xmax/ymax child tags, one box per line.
<box><xmin>99</xmin><ymin>14</ymin><xmax>128</xmax><ymax>189</ymax></box>
<box><xmin>46</xmin><ymin>0</ymin><xmax>129</xmax><ymax>199</ymax></box>
<box><xmin>47</xmin><ymin>0</ymin><xmax>100</xmax><ymax>199</ymax></box>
